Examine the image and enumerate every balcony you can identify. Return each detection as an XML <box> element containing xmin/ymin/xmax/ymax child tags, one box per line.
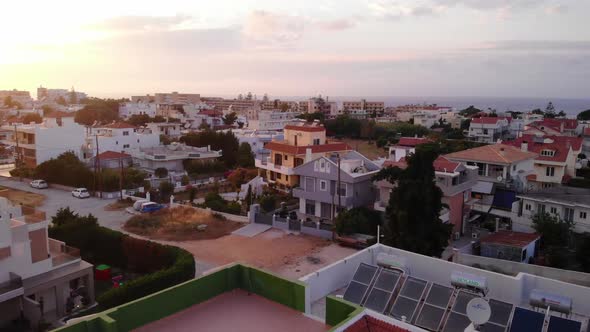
<box><xmin>0</xmin><ymin>273</ymin><xmax>23</xmax><ymax>303</ymax></box>
<box><xmin>48</xmin><ymin>238</ymin><xmax>81</xmax><ymax>267</ymax></box>
<box><xmin>292</xmin><ymin>187</ymin><xmax>355</xmax><ymax>206</ymax></box>
<box><xmin>255</xmin><ymin>158</ymin><xmax>295</xmax><ymax>175</ymax></box>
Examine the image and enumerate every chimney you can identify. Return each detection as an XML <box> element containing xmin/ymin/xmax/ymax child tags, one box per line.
<box><xmin>521</xmin><ymin>141</ymin><xmax>528</xmax><ymax>152</ymax></box>
<box><xmin>305</xmin><ymin>148</ymin><xmax>312</xmax><ymax>162</ymax></box>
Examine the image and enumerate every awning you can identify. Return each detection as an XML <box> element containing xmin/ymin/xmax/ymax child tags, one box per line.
<box><xmin>472</xmin><ymin>181</ymin><xmax>494</xmax><ymax>194</ymax></box>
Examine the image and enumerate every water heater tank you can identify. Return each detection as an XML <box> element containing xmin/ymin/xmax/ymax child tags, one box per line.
<box><xmin>529</xmin><ymin>289</ymin><xmax>572</xmax><ymax>314</ymax></box>
<box><xmin>451</xmin><ymin>271</ymin><xmax>488</xmax><ymax>293</ymax></box>
<box><xmin>376</xmin><ymin>253</ymin><xmax>408</xmax><ymax>273</ymax></box>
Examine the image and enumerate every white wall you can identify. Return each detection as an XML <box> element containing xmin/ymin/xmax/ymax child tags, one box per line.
<box><xmin>34</xmin><ymin>119</ymin><xmax>86</xmax><ymax>164</ymax></box>
<box><xmin>93</xmin><ymin>128</ymin><xmax>160</xmax><ymax>155</ymax></box>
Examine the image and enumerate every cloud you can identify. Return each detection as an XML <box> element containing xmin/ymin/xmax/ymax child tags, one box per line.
<box><xmin>87</xmin><ymin>14</ymin><xmax>197</xmax><ymax>33</ymax></box>
<box><xmin>316</xmin><ymin>18</ymin><xmax>357</xmax><ymax>31</ymax></box>
<box><xmin>368</xmin><ymin>0</ymin><xmax>438</xmax><ymax>19</ymax></box>
<box><xmin>242</xmin><ymin>11</ymin><xmax>304</xmax><ymax>48</ymax></box>
<box><xmin>544</xmin><ymin>4</ymin><xmax>568</xmax><ymax>14</ymax></box>
<box><xmin>485</xmin><ymin>40</ymin><xmax>590</xmax><ymax>51</ymax></box>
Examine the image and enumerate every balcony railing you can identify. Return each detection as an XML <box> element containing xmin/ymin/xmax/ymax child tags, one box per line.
<box><xmin>49</xmin><ymin>238</ymin><xmax>81</xmax><ymax>267</ymax></box>
<box><xmin>0</xmin><ymin>272</ymin><xmax>23</xmax><ymax>301</ymax></box>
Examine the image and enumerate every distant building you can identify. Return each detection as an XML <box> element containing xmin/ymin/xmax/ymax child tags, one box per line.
<box><xmin>305</xmin><ymin>97</ymin><xmax>337</xmax><ymax>116</ymax></box>
<box><xmin>388</xmin><ymin>137</ymin><xmax>431</xmax><ymax>162</ymax></box>
<box><xmin>480</xmin><ymin>230</ymin><xmax>540</xmax><ymax>263</ymax></box>
<box><xmin>523</xmin><ymin>118</ymin><xmax>579</xmax><ymax>137</ymax></box>
<box><xmin>247</xmin><ymin>111</ymin><xmax>300</xmax><ymax>131</ymax></box>
<box><xmin>37</xmin><ymin>87</ymin><xmax>86</xmax><ymax>104</ymax></box>
<box><xmin>145</xmin><ymin>122</ymin><xmax>182</xmax><ymax>138</ymax></box>
<box><xmin>231</xmin><ymin>129</ymin><xmax>283</xmax><ymax>160</ymax></box>
<box><xmin>342</xmin><ymin>99</ymin><xmax>385</xmax><ymax>116</ymax></box>
<box><xmin>119</xmin><ymin>102</ymin><xmax>157</xmax><ymax>118</ymax></box>
<box><xmin>132</xmin><ymin>92</ymin><xmax>202</xmax><ymax>105</ymax></box>
<box><xmin>130</xmin><ymin>142</ymin><xmax>222</xmax><ymax>175</ymax></box>
<box><xmin>0</xmin><ymin>90</ymin><xmax>33</xmax><ymax>108</ymax></box>
<box><xmin>467</xmin><ymin>117</ymin><xmax>511</xmax><ymax>143</ymax></box>
<box><xmin>88</xmin><ymin>151</ymin><xmax>133</xmax><ymax>170</ymax></box>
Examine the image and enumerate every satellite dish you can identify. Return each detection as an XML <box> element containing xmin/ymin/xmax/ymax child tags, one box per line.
<box><xmin>496</xmin><ymin>176</ymin><xmax>503</xmax><ymax>182</ymax></box>
<box><xmin>466</xmin><ymin>298</ymin><xmax>491</xmax><ymax>326</ymax></box>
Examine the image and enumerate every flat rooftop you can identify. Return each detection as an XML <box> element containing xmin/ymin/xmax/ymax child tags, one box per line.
<box><xmin>134</xmin><ymin>289</ymin><xmax>329</xmax><ymax>332</ymax></box>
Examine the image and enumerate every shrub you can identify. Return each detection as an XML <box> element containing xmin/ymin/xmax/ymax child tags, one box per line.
<box><xmin>568</xmin><ymin>178</ymin><xmax>590</xmax><ymax>189</ymax></box>
<box><xmin>335</xmin><ymin>207</ymin><xmax>382</xmax><ymax>236</ymax></box>
<box><xmin>155</xmin><ymin>167</ymin><xmax>168</xmax><ymax>178</ymax></box>
<box><xmin>259</xmin><ymin>195</ymin><xmax>277</xmax><ymax>213</ymax></box>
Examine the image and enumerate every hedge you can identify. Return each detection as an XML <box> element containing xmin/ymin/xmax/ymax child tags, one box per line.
<box><xmin>49</xmin><ymin>210</ymin><xmax>195</xmax><ymax>310</ymax></box>
<box><xmin>567</xmin><ymin>178</ymin><xmax>590</xmax><ymax>189</ymax></box>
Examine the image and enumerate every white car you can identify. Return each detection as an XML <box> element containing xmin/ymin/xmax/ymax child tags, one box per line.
<box><xmin>72</xmin><ymin>188</ymin><xmax>90</xmax><ymax>199</ymax></box>
<box><xmin>30</xmin><ymin>180</ymin><xmax>48</xmax><ymax>189</ymax></box>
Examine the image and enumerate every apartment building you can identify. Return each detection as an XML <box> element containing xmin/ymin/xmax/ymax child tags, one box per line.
<box><xmin>0</xmin><ymin>90</ymin><xmax>33</xmax><ymax>108</ymax></box>
<box><xmin>131</xmin><ymin>92</ymin><xmax>201</xmax><ymax>105</ymax></box>
<box><xmin>342</xmin><ymin>99</ymin><xmax>385</xmax><ymax>115</ymax></box>
<box><xmin>255</xmin><ymin>121</ymin><xmax>351</xmax><ymax>189</ymax></box>
<box><xmin>201</xmin><ymin>97</ymin><xmax>261</xmax><ymax>113</ymax></box>
<box><xmin>0</xmin><ymin>198</ymin><xmax>94</xmax><ymax>329</ymax></box>
<box><xmin>1</xmin><ymin>115</ymin><xmax>86</xmax><ymax>167</ymax></box>
<box><xmin>292</xmin><ymin>151</ymin><xmax>380</xmax><ymax>221</ymax></box>
<box><xmin>85</xmin><ymin>122</ymin><xmax>160</xmax><ymax>157</ymax></box>
<box><xmin>504</xmin><ymin>135</ymin><xmax>583</xmax><ymax>190</ymax></box>
<box><xmin>467</xmin><ymin>117</ymin><xmax>511</xmax><ymax>143</ymax></box>
<box><xmin>37</xmin><ymin>87</ymin><xmax>87</xmax><ymax>104</ymax></box>
<box><xmin>304</xmin><ymin>97</ymin><xmax>337</xmax><ymax>116</ymax></box>
<box><xmin>512</xmin><ymin>186</ymin><xmax>590</xmax><ymax>233</ymax></box>
<box><xmin>247</xmin><ymin>111</ymin><xmax>300</xmax><ymax>130</ymax></box>
<box><xmin>145</xmin><ymin>122</ymin><xmax>182</xmax><ymax>138</ymax></box>
<box><xmin>118</xmin><ymin>102</ymin><xmax>157</xmax><ymax>118</ymax></box>
<box><xmin>413</xmin><ymin>112</ymin><xmax>439</xmax><ymax>128</ymax></box>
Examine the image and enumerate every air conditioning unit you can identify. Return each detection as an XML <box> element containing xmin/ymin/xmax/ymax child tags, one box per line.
<box><xmin>454</xmin><ymin>232</ymin><xmax>460</xmax><ymax>241</ymax></box>
<box><xmin>472</xmin><ymin>232</ymin><xmax>480</xmax><ymax>239</ymax></box>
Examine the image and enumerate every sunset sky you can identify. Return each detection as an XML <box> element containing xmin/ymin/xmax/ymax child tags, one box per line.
<box><xmin>1</xmin><ymin>0</ymin><xmax>589</xmax><ymax>98</ymax></box>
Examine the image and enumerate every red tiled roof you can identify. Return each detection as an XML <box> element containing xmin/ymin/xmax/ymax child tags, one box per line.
<box><xmin>344</xmin><ymin>315</ymin><xmax>410</xmax><ymax>332</ymax></box>
<box><xmin>445</xmin><ymin>144</ymin><xmax>537</xmax><ymax>164</ymax></box>
<box><xmin>397</xmin><ymin>137</ymin><xmax>431</xmax><ymax>147</ymax></box>
<box><xmin>199</xmin><ymin>110</ymin><xmax>223</xmax><ymax>117</ymax></box>
<box><xmin>504</xmin><ymin>135</ymin><xmax>582</xmax><ymax>163</ymax></box>
<box><xmin>527</xmin><ymin>118</ymin><xmax>578</xmax><ymax>134</ymax></box>
<box><xmin>481</xmin><ymin>230</ymin><xmax>540</xmax><ymax>248</ymax></box>
<box><xmin>471</xmin><ymin>117</ymin><xmax>509</xmax><ymax>125</ymax></box>
<box><xmin>284</xmin><ymin>124</ymin><xmax>325</xmax><ymax>132</ymax></box>
<box><xmin>264</xmin><ymin>141</ymin><xmax>351</xmax><ymax>155</ymax></box>
<box><xmin>562</xmin><ymin>174</ymin><xmax>572</xmax><ymax>184</ymax></box>
<box><xmin>102</xmin><ymin>122</ymin><xmax>136</xmax><ymax>129</ymax></box>
<box><xmin>383</xmin><ymin>158</ymin><xmax>408</xmax><ymax>169</ymax></box>
<box><xmin>433</xmin><ymin>156</ymin><xmax>461</xmax><ymax>173</ymax></box>
<box><xmin>583</xmin><ymin>127</ymin><xmax>590</xmax><ymax>136</ymax></box>
<box><xmin>96</xmin><ymin>151</ymin><xmax>131</xmax><ymax>159</ymax></box>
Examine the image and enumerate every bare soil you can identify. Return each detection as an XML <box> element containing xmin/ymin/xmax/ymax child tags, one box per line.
<box><xmin>124</xmin><ymin>206</ymin><xmax>242</xmax><ymax>241</ymax></box>
<box><xmin>338</xmin><ymin>138</ymin><xmax>387</xmax><ymax>159</ymax></box>
<box><xmin>0</xmin><ymin>187</ymin><xmax>45</xmax><ymax>207</ymax></box>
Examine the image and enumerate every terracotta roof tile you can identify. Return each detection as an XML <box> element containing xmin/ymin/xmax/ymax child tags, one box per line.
<box><xmin>284</xmin><ymin>124</ymin><xmax>325</xmax><ymax>132</ymax></box>
<box><xmin>481</xmin><ymin>230</ymin><xmax>539</xmax><ymax>248</ymax></box>
<box><xmin>96</xmin><ymin>151</ymin><xmax>131</xmax><ymax>159</ymax></box>
<box><xmin>445</xmin><ymin>144</ymin><xmax>537</xmax><ymax>164</ymax></box>
<box><xmin>433</xmin><ymin>156</ymin><xmax>461</xmax><ymax>173</ymax></box>
<box><xmin>344</xmin><ymin>315</ymin><xmax>410</xmax><ymax>332</ymax></box>
<box><xmin>504</xmin><ymin>135</ymin><xmax>582</xmax><ymax>163</ymax></box>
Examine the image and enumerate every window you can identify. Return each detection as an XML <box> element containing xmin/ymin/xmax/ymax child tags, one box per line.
<box><xmin>115</xmin><ymin>141</ymin><xmax>118</xmax><ymax>145</ymax></box>
<box><xmin>542</xmin><ymin>183</ymin><xmax>553</xmax><ymax>189</ymax></box>
<box><xmin>538</xmin><ymin>204</ymin><xmax>546</xmax><ymax>214</ymax></box>
<box><xmin>123</xmin><ymin>131</ymin><xmax>129</xmax><ymax>136</ymax></box>
<box><xmin>550</xmin><ymin>207</ymin><xmax>557</xmax><ymax>215</ymax></box>
<box><xmin>581</xmin><ymin>211</ymin><xmax>587</xmax><ymax>219</ymax></box>
<box><xmin>564</xmin><ymin>208</ymin><xmax>574</xmax><ymax>222</ymax></box>
<box><xmin>483</xmin><ymin>129</ymin><xmax>488</xmax><ymax>135</ymax></box>
<box><xmin>313</xmin><ymin>138</ymin><xmax>320</xmax><ymax>145</ymax></box>
<box><xmin>305</xmin><ymin>177</ymin><xmax>315</xmax><ymax>192</ymax></box>
<box><xmin>546</xmin><ymin>167</ymin><xmax>555</xmax><ymax>177</ymax></box>
<box><xmin>137</xmin><ymin>139</ymin><xmax>140</xmax><ymax>143</ymax></box>
<box><xmin>123</xmin><ymin>144</ymin><xmax>130</xmax><ymax>148</ymax></box>
<box><xmin>337</xmin><ymin>183</ymin><xmax>347</xmax><ymax>197</ymax></box>
<box><xmin>284</xmin><ymin>155</ymin><xmax>288</xmax><ymax>161</ymax></box>
<box><xmin>305</xmin><ymin>200</ymin><xmax>316</xmax><ymax>215</ymax></box>
<box><xmin>541</xmin><ymin>149</ymin><xmax>555</xmax><ymax>157</ymax></box>
<box><xmin>525</xmin><ymin>203</ymin><xmax>532</xmax><ymax>211</ymax></box>
<box><xmin>513</xmin><ymin>165</ymin><xmax>516</xmax><ymax>171</ymax></box>
<box><xmin>276</xmin><ymin>173</ymin><xmax>282</xmax><ymax>180</ymax></box>
<box><xmin>521</xmin><ymin>249</ymin><xmax>527</xmax><ymax>262</ymax></box>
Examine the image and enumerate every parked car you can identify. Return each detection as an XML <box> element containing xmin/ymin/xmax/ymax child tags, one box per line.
<box><xmin>72</xmin><ymin>188</ymin><xmax>90</xmax><ymax>199</ymax></box>
<box><xmin>30</xmin><ymin>180</ymin><xmax>48</xmax><ymax>189</ymax></box>
<box><xmin>133</xmin><ymin>199</ymin><xmax>150</xmax><ymax>211</ymax></box>
<box><xmin>140</xmin><ymin>202</ymin><xmax>165</xmax><ymax>213</ymax></box>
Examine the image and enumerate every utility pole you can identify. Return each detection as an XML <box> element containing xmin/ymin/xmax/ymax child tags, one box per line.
<box><xmin>337</xmin><ymin>153</ymin><xmax>341</xmax><ymax>211</ymax></box>
<box><xmin>119</xmin><ymin>156</ymin><xmax>124</xmax><ymax>201</ymax></box>
<box><xmin>13</xmin><ymin>124</ymin><xmax>22</xmax><ymax>181</ymax></box>
<box><xmin>95</xmin><ymin>135</ymin><xmax>102</xmax><ymax>198</ymax></box>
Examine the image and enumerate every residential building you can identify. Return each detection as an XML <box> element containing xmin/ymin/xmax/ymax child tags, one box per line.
<box><xmin>145</xmin><ymin>122</ymin><xmax>182</xmax><ymax>138</ymax></box>
<box><xmin>293</xmin><ymin>151</ymin><xmax>380</xmax><ymax>221</ymax></box>
<box><xmin>412</xmin><ymin>112</ymin><xmax>439</xmax><ymax>128</ymax></box>
<box><xmin>342</xmin><ymin>99</ymin><xmax>385</xmax><ymax>115</ymax></box>
<box><xmin>247</xmin><ymin>111</ymin><xmax>300</xmax><ymax>130</ymax></box>
<box><xmin>445</xmin><ymin>144</ymin><xmax>537</xmax><ymax>192</ymax></box>
<box><xmin>305</xmin><ymin>97</ymin><xmax>337</xmax><ymax>116</ymax></box>
<box><xmin>0</xmin><ymin>90</ymin><xmax>33</xmax><ymax>108</ymax></box>
<box><xmin>132</xmin><ymin>92</ymin><xmax>202</xmax><ymax>105</ymax></box>
<box><xmin>118</xmin><ymin>102</ymin><xmax>157</xmax><ymax>118</ymax></box>
<box><xmin>85</xmin><ymin>122</ymin><xmax>160</xmax><ymax>158</ymax></box>
<box><xmin>388</xmin><ymin>137</ymin><xmax>431</xmax><ymax>162</ymax></box>
<box><xmin>1</xmin><ymin>115</ymin><xmax>86</xmax><ymax>167</ymax></box>
<box><xmin>231</xmin><ymin>129</ymin><xmax>283</xmax><ymax>160</ymax></box>
<box><xmin>37</xmin><ymin>87</ymin><xmax>86</xmax><ymax>104</ymax></box>
<box><xmin>583</xmin><ymin>127</ymin><xmax>590</xmax><ymax>156</ymax></box>
<box><xmin>201</xmin><ymin>96</ymin><xmax>261</xmax><ymax>113</ymax></box>
<box><xmin>504</xmin><ymin>135</ymin><xmax>583</xmax><ymax>190</ymax></box>
<box><xmin>130</xmin><ymin>142</ymin><xmax>222</xmax><ymax>175</ymax></box>
<box><xmin>480</xmin><ymin>230</ymin><xmax>540</xmax><ymax>263</ymax></box>
<box><xmin>512</xmin><ymin>186</ymin><xmax>590</xmax><ymax>233</ymax></box>
<box><xmin>342</xmin><ymin>109</ymin><xmax>368</xmax><ymax>120</ymax></box>
<box><xmin>255</xmin><ymin>121</ymin><xmax>351</xmax><ymax>189</ymax></box>
<box><xmin>467</xmin><ymin>117</ymin><xmax>511</xmax><ymax>143</ymax></box>
<box><xmin>0</xmin><ymin>197</ymin><xmax>94</xmax><ymax>328</ymax></box>
<box><xmin>523</xmin><ymin>118</ymin><xmax>579</xmax><ymax>137</ymax></box>
<box><xmin>88</xmin><ymin>151</ymin><xmax>133</xmax><ymax>170</ymax></box>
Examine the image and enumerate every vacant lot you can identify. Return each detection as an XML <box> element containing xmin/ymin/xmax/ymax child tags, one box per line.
<box><xmin>124</xmin><ymin>206</ymin><xmax>243</xmax><ymax>241</ymax></box>
<box><xmin>0</xmin><ymin>186</ymin><xmax>45</xmax><ymax>207</ymax></box>
<box><xmin>338</xmin><ymin>138</ymin><xmax>387</xmax><ymax>160</ymax></box>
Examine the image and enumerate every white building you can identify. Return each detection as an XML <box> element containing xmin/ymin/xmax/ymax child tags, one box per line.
<box><xmin>130</xmin><ymin>142</ymin><xmax>222</xmax><ymax>174</ymax></box>
<box><xmin>1</xmin><ymin>115</ymin><xmax>86</xmax><ymax>167</ymax></box>
<box><xmin>145</xmin><ymin>122</ymin><xmax>182</xmax><ymax>138</ymax></box>
<box><xmin>413</xmin><ymin>112</ymin><xmax>439</xmax><ymax>128</ymax></box>
<box><xmin>231</xmin><ymin>129</ymin><xmax>284</xmax><ymax>159</ymax></box>
<box><xmin>247</xmin><ymin>111</ymin><xmax>300</xmax><ymax>131</ymax></box>
<box><xmin>467</xmin><ymin>117</ymin><xmax>511</xmax><ymax>143</ymax></box>
<box><xmin>118</xmin><ymin>102</ymin><xmax>157</xmax><ymax>118</ymax></box>
<box><xmin>37</xmin><ymin>87</ymin><xmax>87</xmax><ymax>104</ymax></box>
<box><xmin>86</xmin><ymin>122</ymin><xmax>160</xmax><ymax>157</ymax></box>
<box><xmin>0</xmin><ymin>90</ymin><xmax>33</xmax><ymax>108</ymax></box>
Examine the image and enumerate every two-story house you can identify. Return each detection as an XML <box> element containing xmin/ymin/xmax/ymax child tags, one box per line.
<box><xmin>504</xmin><ymin>135</ymin><xmax>583</xmax><ymax>190</ymax></box>
<box><xmin>523</xmin><ymin>118</ymin><xmax>579</xmax><ymax>137</ymax></box>
<box><xmin>85</xmin><ymin>122</ymin><xmax>160</xmax><ymax>158</ymax></box>
<box><xmin>467</xmin><ymin>117</ymin><xmax>511</xmax><ymax>143</ymax></box>
<box><xmin>292</xmin><ymin>151</ymin><xmax>380</xmax><ymax>222</ymax></box>
<box><xmin>255</xmin><ymin>121</ymin><xmax>351</xmax><ymax>190</ymax></box>
<box><xmin>388</xmin><ymin>137</ymin><xmax>432</xmax><ymax>162</ymax></box>
<box><xmin>511</xmin><ymin>186</ymin><xmax>590</xmax><ymax>233</ymax></box>
<box><xmin>0</xmin><ymin>198</ymin><xmax>94</xmax><ymax>328</ymax></box>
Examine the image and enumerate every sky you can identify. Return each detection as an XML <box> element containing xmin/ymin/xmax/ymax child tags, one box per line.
<box><xmin>1</xmin><ymin>0</ymin><xmax>589</xmax><ymax>99</ymax></box>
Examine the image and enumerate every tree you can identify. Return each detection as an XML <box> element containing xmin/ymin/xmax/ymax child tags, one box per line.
<box><xmin>297</xmin><ymin>112</ymin><xmax>325</xmax><ymax>123</ymax></box>
<box><xmin>531</xmin><ymin>212</ymin><xmax>574</xmax><ymax>248</ymax></box>
<box><xmin>237</xmin><ymin>142</ymin><xmax>254</xmax><ymax>168</ymax></box>
<box><xmin>35</xmin><ymin>152</ymin><xmax>94</xmax><ymax>188</ymax></box>
<box><xmin>335</xmin><ymin>207</ymin><xmax>381</xmax><ymax>236</ymax></box>
<box><xmin>180</xmin><ymin>130</ymin><xmax>239</xmax><ymax>168</ymax></box>
<box><xmin>41</xmin><ymin>105</ymin><xmax>54</xmax><ymax>116</ymax></box>
<box><xmin>154</xmin><ymin>167</ymin><xmax>168</xmax><ymax>178</ymax></box>
<box><xmin>280</xmin><ymin>103</ymin><xmax>290</xmax><ymax>112</ymax></box>
<box><xmin>56</xmin><ymin>96</ymin><xmax>67</xmax><ymax>106</ymax></box>
<box><xmin>223</xmin><ymin>112</ymin><xmax>237</xmax><ymax>125</ymax></box>
<box><xmin>259</xmin><ymin>194</ymin><xmax>276</xmax><ymax>213</ymax></box>
<box><xmin>227</xmin><ymin>168</ymin><xmax>257</xmax><ymax>189</ymax></box>
<box><xmin>22</xmin><ymin>113</ymin><xmax>42</xmax><ymax>124</ymax></box>
<box><xmin>458</xmin><ymin>106</ymin><xmax>483</xmax><ymax>117</ymax></box>
<box><xmin>372</xmin><ymin>148</ymin><xmax>452</xmax><ymax>257</ymax></box>
<box><xmin>159</xmin><ymin>181</ymin><xmax>174</xmax><ymax>202</ymax></box>
<box><xmin>577</xmin><ymin>109</ymin><xmax>590</xmax><ymax>121</ymax></box>
<box><xmin>69</xmin><ymin>89</ymin><xmax>78</xmax><ymax>104</ymax></box>
<box><xmin>74</xmin><ymin>98</ymin><xmax>122</xmax><ymax>125</ymax></box>
<box><xmin>544</xmin><ymin>102</ymin><xmax>556</xmax><ymax>118</ymax></box>
<box><xmin>3</xmin><ymin>96</ymin><xmax>13</xmax><ymax>107</ymax></box>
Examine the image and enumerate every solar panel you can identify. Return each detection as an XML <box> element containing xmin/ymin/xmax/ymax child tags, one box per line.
<box><xmin>488</xmin><ymin>299</ymin><xmax>513</xmax><ymax>327</ymax></box>
<box><xmin>416</xmin><ymin>304</ymin><xmax>446</xmax><ymax>331</ymax></box>
<box><xmin>443</xmin><ymin>312</ymin><xmax>472</xmax><ymax>332</ymax></box>
<box><xmin>353</xmin><ymin>263</ymin><xmax>379</xmax><ymax>284</ymax></box>
<box><xmin>509</xmin><ymin>307</ymin><xmax>544</xmax><ymax>332</ymax></box>
<box><xmin>390</xmin><ymin>296</ymin><xmax>419</xmax><ymax>321</ymax></box>
<box><xmin>547</xmin><ymin>316</ymin><xmax>582</xmax><ymax>332</ymax></box>
<box><xmin>400</xmin><ymin>277</ymin><xmax>428</xmax><ymax>300</ymax></box>
<box><xmin>451</xmin><ymin>291</ymin><xmax>478</xmax><ymax>315</ymax></box>
<box><xmin>343</xmin><ymin>263</ymin><xmax>379</xmax><ymax>304</ymax></box>
<box><xmin>363</xmin><ymin>269</ymin><xmax>401</xmax><ymax>313</ymax></box>
<box><xmin>425</xmin><ymin>284</ymin><xmax>453</xmax><ymax>308</ymax></box>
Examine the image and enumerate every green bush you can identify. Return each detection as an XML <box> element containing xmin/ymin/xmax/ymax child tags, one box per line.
<box><xmin>155</xmin><ymin>168</ymin><xmax>168</xmax><ymax>178</ymax></box>
<box><xmin>48</xmin><ymin>208</ymin><xmax>195</xmax><ymax>310</ymax></box>
<box><xmin>567</xmin><ymin>178</ymin><xmax>590</xmax><ymax>189</ymax></box>
<box><xmin>259</xmin><ymin>195</ymin><xmax>277</xmax><ymax>213</ymax></box>
<box><xmin>203</xmin><ymin>192</ymin><xmax>241</xmax><ymax>214</ymax></box>
<box><xmin>335</xmin><ymin>207</ymin><xmax>382</xmax><ymax>236</ymax></box>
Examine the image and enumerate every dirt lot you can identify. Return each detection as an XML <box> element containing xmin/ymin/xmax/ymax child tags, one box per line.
<box><xmin>0</xmin><ymin>186</ymin><xmax>45</xmax><ymax>207</ymax></box>
<box><xmin>124</xmin><ymin>206</ymin><xmax>243</xmax><ymax>241</ymax></box>
<box><xmin>174</xmin><ymin>229</ymin><xmax>357</xmax><ymax>278</ymax></box>
<box><xmin>339</xmin><ymin>138</ymin><xmax>387</xmax><ymax>160</ymax></box>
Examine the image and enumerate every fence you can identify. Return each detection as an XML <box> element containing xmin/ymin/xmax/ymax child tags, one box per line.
<box><xmin>301</xmin><ymin>221</ymin><xmax>333</xmax><ymax>239</ymax></box>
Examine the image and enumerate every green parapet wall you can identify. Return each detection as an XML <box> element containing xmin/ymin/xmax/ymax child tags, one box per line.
<box><xmin>325</xmin><ymin>295</ymin><xmax>363</xmax><ymax>329</ymax></box>
<box><xmin>53</xmin><ymin>264</ymin><xmax>308</xmax><ymax>332</ymax></box>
